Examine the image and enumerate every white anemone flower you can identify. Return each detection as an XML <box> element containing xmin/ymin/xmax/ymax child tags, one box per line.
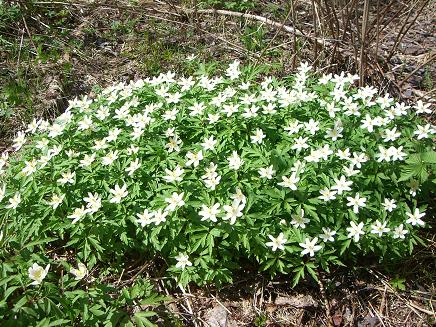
<box><xmin>266</xmin><ymin>233</ymin><xmax>287</xmax><ymax>251</ymax></box>
<box><xmin>28</xmin><ymin>263</ymin><xmax>50</xmax><ymax>285</ymax></box>
<box><xmin>70</xmin><ymin>263</ymin><xmax>88</xmax><ymax>280</ymax></box>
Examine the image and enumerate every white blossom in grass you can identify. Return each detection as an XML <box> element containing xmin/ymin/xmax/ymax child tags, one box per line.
<box><xmin>80</xmin><ymin>153</ymin><xmax>96</xmax><ymax>168</ymax></box>
<box><xmin>48</xmin><ymin>145</ymin><xmax>62</xmax><ymax>158</ymax></box>
<box><xmin>222</xmin><ymin>103</ymin><xmax>239</xmax><ymax>117</ymax></box>
<box><xmin>388</xmin><ymin>146</ymin><xmax>406</xmax><ymax>161</ymax></box>
<box><xmin>201</xmin><ymin>136</ymin><xmax>217</xmax><ymax>151</ymax></box>
<box><xmin>136</xmin><ymin>209</ymin><xmax>154</xmax><ymax>227</ymax></box>
<box><xmin>382</xmin><ymin>198</ymin><xmax>397</xmax><ymax>212</ymax></box>
<box><xmin>77</xmin><ymin>116</ymin><xmax>94</xmax><ymax>131</ymax></box>
<box><xmin>163</xmin><ymin>108</ymin><xmax>178</xmax><ymax>121</ymax></box>
<box><xmin>178</xmin><ymin>76</ymin><xmax>195</xmax><ymax>91</ymax></box>
<box><xmin>242</xmin><ymin>105</ymin><xmax>259</xmax><ymax>119</ymax></box>
<box><xmin>407</xmin><ymin>179</ymin><xmax>420</xmax><ymax>197</ymax></box>
<box><xmin>370</xmin><ymin>220</ymin><xmax>390</xmax><ymax>237</ymax></box>
<box><xmin>48</xmin><ymin>123</ymin><xmax>66</xmax><ymax>138</ymax></box>
<box><xmin>383</xmin><ymin>127</ymin><xmax>401</xmax><ymax>142</ymax></box>
<box><xmin>337</xmin><ymin>148</ymin><xmax>351</xmax><ymax>160</ymax></box>
<box><xmin>163</xmin><ymin>165</ymin><xmax>185</xmax><ymax>183</ymax></box>
<box><xmin>35</xmin><ymin>138</ymin><xmax>49</xmax><ymax>150</ymax></box>
<box><xmin>68</xmin><ymin>206</ymin><xmax>87</xmax><ymax>224</ymax></box>
<box><xmin>393</xmin><ymin>102</ymin><xmax>409</xmax><ymax>116</ymax></box>
<box><xmin>92</xmin><ymin>139</ymin><xmax>108</xmax><ymax>151</ymax></box>
<box><xmin>305</xmin><ymin>149</ymin><xmax>322</xmax><ymax>163</ymax></box>
<box><xmin>278</xmin><ymin>173</ymin><xmax>300</xmax><ymax>190</ymax></box>
<box><xmin>240</xmin><ymin>93</ymin><xmax>257</xmax><ymax>105</ymax></box>
<box><xmin>131</xmin><ymin>127</ymin><xmax>144</xmax><ymax>140</ymax></box>
<box><xmin>26</xmin><ymin>118</ymin><xmax>40</xmax><ymax>134</ymax></box>
<box><xmin>239</xmin><ymin>81</ymin><xmax>250</xmax><ymax>90</ymax></box>
<box><xmin>38</xmin><ymin>120</ymin><xmax>50</xmax><ymax>131</ymax></box>
<box><xmin>223</xmin><ymin>200</ymin><xmax>244</xmax><ymax>225</ymax></box>
<box><xmin>230</xmin><ymin>188</ymin><xmax>246</xmax><ymax>205</ymax></box>
<box><xmin>166</xmin><ymin>92</ymin><xmax>182</xmax><ymax>104</ymax></box>
<box><xmin>125</xmin><ymin>158</ymin><xmax>141</xmax><ymax>177</ymax></box>
<box><xmin>165</xmin><ymin>192</ymin><xmax>185</xmax><ymax>212</ymax></box>
<box><xmin>207</xmin><ymin>114</ymin><xmax>220</xmax><ymax>124</ymax></box>
<box><xmin>12</xmin><ymin>131</ymin><xmax>26</xmax><ymax>151</ymax></box>
<box><xmin>319</xmin><ymin>188</ymin><xmax>337</xmax><ymax>202</ymax></box>
<box><xmin>331</xmin><ymin>175</ymin><xmax>352</xmax><ymax>194</ymax></box>
<box><xmin>343</xmin><ymin>99</ymin><xmax>360</xmax><ymax>117</ymax></box>
<box><xmin>165</xmin><ymin>127</ymin><xmax>175</xmax><ymax>138</ymax></box>
<box><xmin>319</xmin><ymin>144</ymin><xmax>333</xmax><ymax>160</ymax></box>
<box><xmin>83</xmin><ymin>192</ymin><xmax>102</xmax><ymax>214</ymax></box>
<box><xmin>332</xmin><ymin>87</ymin><xmax>347</xmax><ymax>103</ymax></box>
<box><xmin>325</xmin><ymin>102</ymin><xmax>341</xmax><ymax>118</ymax></box>
<box><xmin>47</xmin><ymin>193</ymin><xmax>65</xmax><ymax>209</ymax></box>
<box><xmin>304</xmin><ymin>119</ymin><xmax>320</xmax><ymax>135</ymax></box>
<box><xmin>266</xmin><ymin>233</ymin><xmax>287</xmax><ymax>251</ymax></box>
<box><xmin>109</xmin><ymin>184</ymin><xmax>128</xmax><ymax>204</ymax></box>
<box><xmin>343</xmin><ymin>164</ymin><xmax>359</xmax><ymax>177</ymax></box>
<box><xmin>101</xmin><ymin>150</ymin><xmax>119</xmax><ymax>166</ymax></box>
<box><xmin>65</xmin><ymin>149</ymin><xmax>79</xmax><ymax>159</ymax></box>
<box><xmin>198</xmin><ymin>203</ymin><xmax>221</xmax><ymax>222</ymax></box>
<box><xmin>250</xmin><ymin>129</ymin><xmax>266</xmax><ymax>144</ymax></box>
<box><xmin>202</xmin><ymin>162</ymin><xmax>218</xmax><ymax>180</ymax></box>
<box><xmin>393</xmin><ymin>224</ymin><xmax>408</xmax><ymax>239</ymax></box>
<box><xmin>291</xmin><ymin>137</ymin><xmax>309</xmax><ymax>151</ymax></box>
<box><xmin>346</xmin><ymin>221</ymin><xmax>365</xmax><ymax>242</ymax></box>
<box><xmin>376</xmin><ymin>93</ymin><xmax>393</xmax><ymax>109</ymax></box>
<box><xmin>21</xmin><ymin>159</ymin><xmax>38</xmax><ymax>177</ymax></box>
<box><xmin>153</xmin><ymin>209</ymin><xmax>168</xmax><ymax>225</ymax></box>
<box><xmin>291</xmin><ymin>210</ymin><xmax>309</xmax><ymax>229</ymax></box>
<box><xmin>414</xmin><ymin>124</ymin><xmax>433</xmax><ymax>140</ymax></box>
<box><xmin>189</xmin><ymin>102</ymin><xmax>206</xmax><ymax>116</ymax></box>
<box><xmin>226</xmin><ymin>60</ymin><xmax>241</xmax><ymax>80</ymax></box>
<box><xmin>58</xmin><ymin>170</ymin><xmax>75</xmax><ymax>185</ymax></box>
<box><xmin>350</xmin><ymin>152</ymin><xmax>368</xmax><ymax>169</ymax></box>
<box><xmin>28</xmin><ymin>263</ymin><xmax>50</xmax><ymax>285</ymax></box>
<box><xmin>299</xmin><ymin>237</ymin><xmax>322</xmax><ymax>257</ymax></box>
<box><xmin>319</xmin><ymin>227</ymin><xmax>336</xmax><ymax>242</ymax></box>
<box><xmin>346</xmin><ymin>193</ymin><xmax>367</xmax><ymax>213</ymax></box>
<box><xmin>360</xmin><ymin>114</ymin><xmax>377</xmax><ymax>132</ymax></box>
<box><xmin>6</xmin><ymin>192</ymin><xmax>21</xmax><ymax>209</ymax></box>
<box><xmin>166</xmin><ymin>136</ymin><xmax>182</xmax><ymax>153</ymax></box>
<box><xmin>405</xmin><ymin>208</ymin><xmax>425</xmax><ymax>226</ymax></box>
<box><xmin>96</xmin><ymin>106</ymin><xmax>110</xmax><ymax>120</ymax></box>
<box><xmin>203</xmin><ymin>175</ymin><xmax>221</xmax><ymax>190</ymax></box>
<box><xmin>0</xmin><ymin>184</ymin><xmax>6</xmax><ymax>202</ymax></box>
<box><xmin>185</xmin><ymin>150</ymin><xmax>203</xmax><ymax>167</ymax></box>
<box><xmin>414</xmin><ymin>100</ymin><xmax>432</xmax><ymax>114</ymax></box>
<box><xmin>376</xmin><ymin>146</ymin><xmax>391</xmax><ymax>162</ymax></box>
<box><xmin>260</xmin><ymin>88</ymin><xmax>277</xmax><ymax>103</ymax></box>
<box><xmin>319</xmin><ymin>73</ymin><xmax>332</xmax><ymax>85</ymax></box>
<box><xmin>70</xmin><ymin>263</ymin><xmax>88</xmax><ymax>280</ymax></box>
<box><xmin>326</xmin><ymin>125</ymin><xmax>343</xmax><ymax>141</ymax></box>
<box><xmin>106</xmin><ymin>128</ymin><xmax>122</xmax><ymax>143</ymax></box>
<box><xmin>175</xmin><ymin>253</ymin><xmax>192</xmax><ymax>270</ymax></box>
<box><xmin>284</xmin><ymin>120</ymin><xmax>302</xmax><ymax>135</ymax></box>
<box><xmin>262</xmin><ymin>103</ymin><xmax>277</xmax><ymax>115</ymax></box>
<box><xmin>227</xmin><ymin>151</ymin><xmax>244</xmax><ymax>170</ymax></box>
<box><xmin>258</xmin><ymin>165</ymin><xmax>275</xmax><ymax>180</ymax></box>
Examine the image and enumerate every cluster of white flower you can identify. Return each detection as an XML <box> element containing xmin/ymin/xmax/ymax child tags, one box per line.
<box><xmin>0</xmin><ymin>59</ymin><xmax>434</xmax><ymax>270</ymax></box>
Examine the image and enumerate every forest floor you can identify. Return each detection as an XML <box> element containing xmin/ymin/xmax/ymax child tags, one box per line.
<box><xmin>0</xmin><ymin>1</ymin><xmax>435</xmax><ymax>326</ymax></box>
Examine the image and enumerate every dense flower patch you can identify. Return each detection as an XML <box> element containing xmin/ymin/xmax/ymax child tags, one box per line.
<box><xmin>0</xmin><ymin>61</ymin><xmax>435</xmax><ymax>292</ymax></box>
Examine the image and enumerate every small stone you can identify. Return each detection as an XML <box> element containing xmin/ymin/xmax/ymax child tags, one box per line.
<box><xmin>274</xmin><ymin>294</ymin><xmax>318</xmax><ymax>308</ymax></box>
<box><xmin>206</xmin><ymin>305</ymin><xmax>228</xmax><ymax>327</ymax></box>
